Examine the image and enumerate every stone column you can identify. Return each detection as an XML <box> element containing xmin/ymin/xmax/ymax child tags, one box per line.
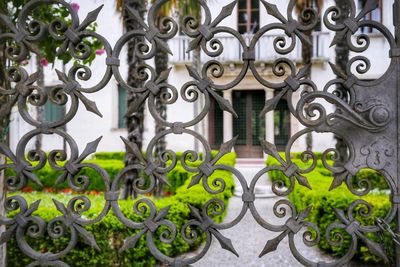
<box><xmin>290</xmin><ymin>90</ymin><xmax>301</xmax><ymax>151</ymax></box>
<box><xmin>223</xmin><ymin>90</ymin><xmax>233</xmax><ymax>142</ymax></box>
<box><xmin>265</xmin><ymin>89</ymin><xmax>275</xmax><ymax>140</ymax></box>
<box><xmin>264</xmin><ymin>89</ymin><xmax>275</xmax><ymax>159</ymax></box>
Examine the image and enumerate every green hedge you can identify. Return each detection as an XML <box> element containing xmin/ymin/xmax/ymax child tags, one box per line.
<box><xmin>290</xmin><ymin>181</ymin><xmax>393</xmax><ymax>263</ymax></box>
<box><xmin>6</xmin><ymin>151</ymin><xmax>236</xmax><ymax>194</ymax></box>
<box><xmin>92</xmin><ymin>150</ymin><xmax>221</xmax><ymax>162</ymax></box>
<box><xmin>93</xmin><ymin>152</ymin><xmax>126</xmax><ymax>161</ymax></box>
<box><xmin>6</xmin><ymin>159</ymin><xmax>124</xmax><ymax>192</ymax></box>
<box><xmin>164</xmin><ymin>164</ymin><xmax>191</xmax><ymax>194</ymax></box>
<box><xmin>165</xmin><ymin>152</ymin><xmax>237</xmax><ymax>194</ymax></box>
<box><xmin>266</xmin><ymin>153</ymin><xmax>389</xmax><ymax>190</ymax></box>
<box><xmin>7</xmin><ymin>153</ymin><xmax>236</xmax><ymax>266</ymax></box>
<box><xmin>266</xmin><ymin>153</ymin><xmax>393</xmax><ymax>264</ymax></box>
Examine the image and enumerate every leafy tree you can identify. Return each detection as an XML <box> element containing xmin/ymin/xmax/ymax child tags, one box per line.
<box><xmin>295</xmin><ymin>0</ymin><xmax>323</xmax><ymax>151</ymax></box>
<box><xmin>0</xmin><ymin>2</ymin><xmax>103</xmax><ymax>261</ymax></box>
<box><xmin>152</xmin><ymin>0</ymin><xmax>202</xmax><ymax>195</ymax></box>
<box><xmin>115</xmin><ymin>0</ymin><xmax>204</xmax><ymax>198</ymax></box>
<box><xmin>0</xmin><ymin>1</ymin><xmax>101</xmax><ymax>149</ymax></box>
<box><xmin>180</xmin><ymin>1</ymin><xmax>203</xmax><ymax>152</ymax></box>
<box><xmin>152</xmin><ymin>1</ymin><xmax>174</xmax><ymax>196</ymax></box>
<box><xmin>116</xmin><ymin>0</ymin><xmax>147</xmax><ymax>199</ymax></box>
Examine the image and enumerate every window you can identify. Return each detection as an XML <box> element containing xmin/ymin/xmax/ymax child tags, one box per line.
<box><xmin>238</xmin><ymin>0</ymin><xmax>260</xmax><ymax>34</ymax></box>
<box><xmin>359</xmin><ymin>0</ymin><xmax>382</xmax><ymax>33</ymax></box>
<box><xmin>118</xmin><ymin>85</ymin><xmax>127</xmax><ymax>129</ymax></box>
<box><xmin>44</xmin><ymin>87</ymin><xmax>64</xmax><ymax>122</ymax></box>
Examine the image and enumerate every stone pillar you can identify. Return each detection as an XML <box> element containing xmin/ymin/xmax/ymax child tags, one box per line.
<box><xmin>223</xmin><ymin>90</ymin><xmax>233</xmax><ymax>142</ymax></box>
<box><xmin>264</xmin><ymin>89</ymin><xmax>275</xmax><ymax>159</ymax></box>
<box><xmin>265</xmin><ymin>89</ymin><xmax>275</xmax><ymax>140</ymax></box>
<box><xmin>290</xmin><ymin>90</ymin><xmax>301</xmax><ymax>151</ymax></box>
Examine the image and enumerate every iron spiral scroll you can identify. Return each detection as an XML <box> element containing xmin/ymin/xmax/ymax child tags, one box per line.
<box><xmin>0</xmin><ymin>0</ymin><xmax>399</xmax><ymax>266</ymax></box>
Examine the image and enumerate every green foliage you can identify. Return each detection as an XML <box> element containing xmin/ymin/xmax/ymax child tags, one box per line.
<box><xmin>289</xmin><ymin>179</ymin><xmax>392</xmax><ymax>263</ymax></box>
<box><xmin>165</xmin><ymin>152</ymin><xmax>237</xmax><ymax>194</ymax></box>
<box><xmin>6</xmin><ymin>194</ymin><xmax>191</xmax><ymax>266</ymax></box>
<box><xmin>6</xmin><ymin>159</ymin><xmax>124</xmax><ymax>192</ymax></box>
<box><xmin>266</xmin><ymin>153</ymin><xmax>393</xmax><ymax>264</ymax></box>
<box><xmin>6</xmin><ymin>153</ymin><xmax>236</xmax><ymax>266</ymax></box>
<box><xmin>355</xmin><ymin>168</ymin><xmax>389</xmax><ymax>190</ymax></box>
<box><xmin>6</xmin><ymin>151</ymin><xmax>236</xmax><ymax>265</ymax></box>
<box><xmin>165</xmin><ymin>163</ymin><xmax>190</xmax><ymax>194</ymax></box>
<box><xmin>91</xmin><ymin>151</ymin><xmax>224</xmax><ymax>162</ymax></box>
<box><xmin>7</xmin><ymin>151</ymin><xmax>236</xmax><ymax>194</ymax></box>
<box><xmin>93</xmin><ymin>152</ymin><xmax>126</xmax><ymax>161</ymax></box>
<box><xmin>4</xmin><ymin>1</ymin><xmax>102</xmax><ymax>65</ymax></box>
<box><xmin>266</xmin><ymin>154</ymin><xmax>389</xmax><ymax>190</ymax></box>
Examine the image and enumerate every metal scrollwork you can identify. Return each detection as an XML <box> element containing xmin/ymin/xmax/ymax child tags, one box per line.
<box><xmin>0</xmin><ymin>0</ymin><xmax>398</xmax><ymax>266</ymax></box>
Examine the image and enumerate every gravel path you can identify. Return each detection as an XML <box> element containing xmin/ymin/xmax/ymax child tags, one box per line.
<box><xmin>191</xmin><ymin>164</ymin><xmax>334</xmax><ymax>267</ymax></box>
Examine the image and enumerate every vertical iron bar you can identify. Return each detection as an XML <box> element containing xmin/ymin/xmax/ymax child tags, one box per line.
<box><xmin>395</xmin><ymin>0</ymin><xmax>400</xmax><ymax>266</ymax></box>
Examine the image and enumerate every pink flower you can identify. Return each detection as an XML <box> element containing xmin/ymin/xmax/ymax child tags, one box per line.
<box><xmin>39</xmin><ymin>58</ymin><xmax>48</xmax><ymax>67</ymax></box>
<box><xmin>71</xmin><ymin>2</ymin><xmax>80</xmax><ymax>12</ymax></box>
<box><xmin>19</xmin><ymin>59</ymin><xmax>29</xmax><ymax>66</ymax></box>
<box><xmin>95</xmin><ymin>49</ymin><xmax>105</xmax><ymax>56</ymax></box>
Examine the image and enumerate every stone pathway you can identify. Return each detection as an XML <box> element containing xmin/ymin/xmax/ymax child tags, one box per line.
<box><xmin>191</xmin><ymin>161</ymin><xmax>333</xmax><ymax>267</ymax></box>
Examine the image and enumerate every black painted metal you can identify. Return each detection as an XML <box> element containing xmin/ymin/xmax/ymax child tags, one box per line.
<box><xmin>0</xmin><ymin>0</ymin><xmax>398</xmax><ymax>266</ymax></box>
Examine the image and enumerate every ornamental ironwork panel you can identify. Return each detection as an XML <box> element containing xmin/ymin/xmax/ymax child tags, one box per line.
<box><xmin>0</xmin><ymin>0</ymin><xmax>399</xmax><ymax>266</ymax></box>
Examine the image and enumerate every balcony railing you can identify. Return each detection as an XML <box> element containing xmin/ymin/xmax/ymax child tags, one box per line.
<box><xmin>169</xmin><ymin>32</ymin><xmax>330</xmax><ymax>64</ymax></box>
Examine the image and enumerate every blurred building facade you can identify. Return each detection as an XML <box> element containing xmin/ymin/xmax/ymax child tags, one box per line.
<box><xmin>9</xmin><ymin>0</ymin><xmax>393</xmax><ymax>158</ymax></box>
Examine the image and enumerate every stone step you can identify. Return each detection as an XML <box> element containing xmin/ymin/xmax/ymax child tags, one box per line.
<box><xmin>234</xmin><ymin>185</ymin><xmax>277</xmax><ymax>199</ymax></box>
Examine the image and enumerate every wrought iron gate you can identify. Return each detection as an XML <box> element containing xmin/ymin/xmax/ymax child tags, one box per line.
<box><xmin>0</xmin><ymin>0</ymin><xmax>399</xmax><ymax>266</ymax></box>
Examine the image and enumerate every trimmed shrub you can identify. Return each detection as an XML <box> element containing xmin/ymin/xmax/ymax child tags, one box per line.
<box><xmin>266</xmin><ymin>153</ymin><xmax>393</xmax><ymax>264</ymax></box>
<box><xmin>6</xmin><ymin>160</ymin><xmax>124</xmax><ymax>192</ymax></box>
<box><xmin>164</xmin><ymin>164</ymin><xmax>190</xmax><ymax>194</ymax></box>
<box><xmin>6</xmin><ymin>151</ymin><xmax>236</xmax><ymax>194</ymax></box>
<box><xmin>6</xmin><ymin>152</ymin><xmax>237</xmax><ymax>266</ymax></box>
<box><xmin>6</xmin><ymin>191</ymin><xmax>222</xmax><ymax>266</ymax></box>
<box><xmin>165</xmin><ymin>152</ymin><xmax>236</xmax><ymax>194</ymax></box>
<box><xmin>93</xmin><ymin>152</ymin><xmax>125</xmax><ymax>161</ymax></box>
<box><xmin>266</xmin><ymin>154</ymin><xmax>388</xmax><ymax>190</ymax></box>
<box><xmin>92</xmin><ymin>150</ymin><xmax>222</xmax><ymax>162</ymax></box>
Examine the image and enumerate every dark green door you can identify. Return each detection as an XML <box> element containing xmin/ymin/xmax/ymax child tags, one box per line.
<box><xmin>274</xmin><ymin>98</ymin><xmax>290</xmax><ymax>151</ymax></box>
<box><xmin>233</xmin><ymin>90</ymin><xmax>265</xmax><ymax>158</ymax></box>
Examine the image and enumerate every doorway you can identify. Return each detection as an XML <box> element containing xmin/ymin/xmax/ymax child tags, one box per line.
<box><xmin>233</xmin><ymin>90</ymin><xmax>265</xmax><ymax>158</ymax></box>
